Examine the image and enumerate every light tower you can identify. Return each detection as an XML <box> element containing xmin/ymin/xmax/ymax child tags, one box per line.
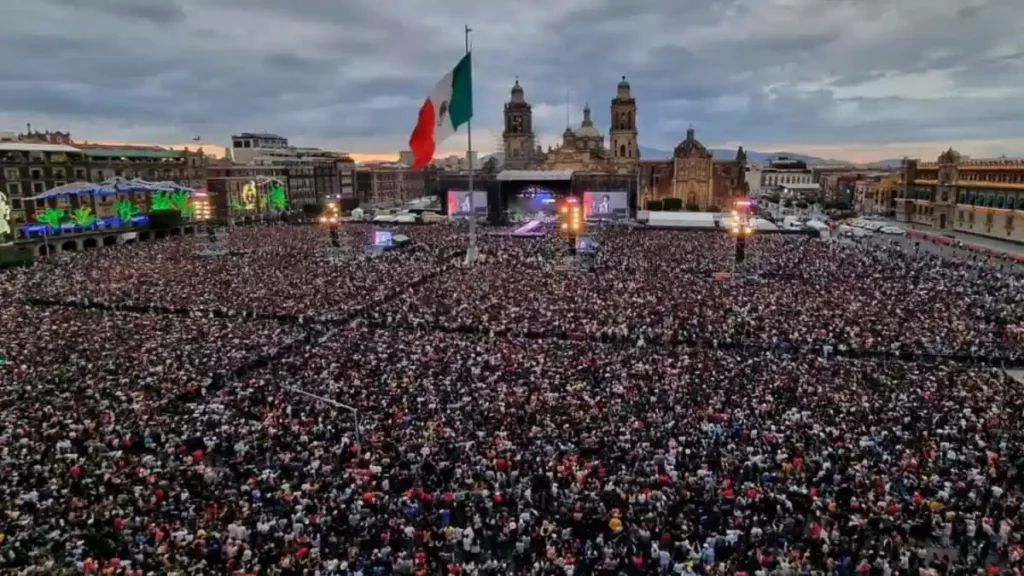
<box><xmin>558</xmin><ymin>196</ymin><xmax>583</xmax><ymax>237</ymax></box>
<box><xmin>728</xmin><ymin>198</ymin><xmax>756</xmax><ymax>280</ymax></box>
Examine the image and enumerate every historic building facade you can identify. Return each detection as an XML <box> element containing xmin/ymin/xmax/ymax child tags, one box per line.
<box><xmin>500</xmin><ymin>77</ymin><xmax>747</xmax><ymax>209</ymax></box>
<box><xmin>0</xmin><ymin>131</ymin><xmax>209</xmax><ymax>238</ymax></box>
<box><xmin>501</xmin><ymin>77</ymin><xmax>639</xmax><ymax>174</ymax></box>
<box><xmin>898</xmin><ymin>149</ymin><xmax>1024</xmax><ymax>243</ymax></box>
<box><xmin>638</xmin><ymin>129</ymin><xmax>747</xmax><ymax>211</ymax></box>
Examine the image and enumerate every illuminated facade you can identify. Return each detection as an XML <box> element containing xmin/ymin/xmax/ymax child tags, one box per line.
<box><xmin>0</xmin><ymin>138</ymin><xmax>209</xmax><ymax>239</ymax></box>
<box><xmin>898</xmin><ymin>150</ymin><xmax>1024</xmax><ymax>243</ymax></box>
<box><xmin>205</xmin><ymin>161</ymin><xmax>289</xmax><ymax>220</ymax></box>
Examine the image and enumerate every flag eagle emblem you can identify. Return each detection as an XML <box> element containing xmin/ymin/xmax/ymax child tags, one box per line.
<box><xmin>437</xmin><ymin>100</ymin><xmax>449</xmax><ymax>126</ymax></box>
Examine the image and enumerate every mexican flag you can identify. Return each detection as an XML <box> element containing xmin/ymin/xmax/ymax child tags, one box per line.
<box><xmin>408</xmin><ymin>53</ymin><xmax>472</xmax><ymax>170</ymax></box>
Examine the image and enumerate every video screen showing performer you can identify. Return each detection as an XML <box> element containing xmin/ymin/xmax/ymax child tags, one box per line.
<box><xmin>582</xmin><ymin>191</ymin><xmax>628</xmax><ymax>220</ymax></box>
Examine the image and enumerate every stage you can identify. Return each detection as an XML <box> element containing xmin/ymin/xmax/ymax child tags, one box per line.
<box><xmin>432</xmin><ymin>169</ymin><xmax>639</xmax><ymax>226</ymax></box>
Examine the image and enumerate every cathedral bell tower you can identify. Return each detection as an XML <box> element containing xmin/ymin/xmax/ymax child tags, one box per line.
<box><xmin>502</xmin><ymin>78</ymin><xmax>537</xmax><ymax>169</ymax></box>
<box><xmin>609</xmin><ymin>76</ymin><xmax>639</xmax><ymax>171</ymax></box>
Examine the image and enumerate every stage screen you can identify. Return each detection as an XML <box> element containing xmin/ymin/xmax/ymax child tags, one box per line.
<box><xmin>582</xmin><ymin>191</ymin><xmax>629</xmax><ymax>220</ymax></box>
<box><xmin>508</xmin><ymin>185</ymin><xmax>560</xmax><ymax>221</ymax></box>
<box><xmin>447</xmin><ymin>190</ymin><xmax>488</xmax><ymax>217</ymax></box>
<box><xmin>373</xmin><ymin>229</ymin><xmax>393</xmax><ymax>247</ymax></box>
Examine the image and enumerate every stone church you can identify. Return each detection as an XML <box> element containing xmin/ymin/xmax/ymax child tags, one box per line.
<box><xmin>500</xmin><ymin>77</ymin><xmax>746</xmax><ymax>210</ymax></box>
<box><xmin>638</xmin><ymin>130</ymin><xmax>748</xmax><ymax>211</ymax></box>
<box><xmin>501</xmin><ymin>76</ymin><xmax>639</xmax><ymax>174</ymax></box>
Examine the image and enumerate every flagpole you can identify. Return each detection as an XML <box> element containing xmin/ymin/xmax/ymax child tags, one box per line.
<box><xmin>464</xmin><ymin>24</ymin><xmax>478</xmax><ymax>264</ymax></box>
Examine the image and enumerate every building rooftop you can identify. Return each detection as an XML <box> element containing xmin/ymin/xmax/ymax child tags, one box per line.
<box><xmin>497</xmin><ymin>170</ymin><xmax>575</xmax><ymax>181</ymax></box>
<box><xmin>232</xmin><ymin>132</ymin><xmax>286</xmax><ymax>140</ymax></box>
<box><xmin>81</xmin><ymin>148</ymin><xmax>183</xmax><ymax>159</ymax></box>
<box><xmin>0</xmin><ymin>142</ymin><xmax>83</xmax><ymax>153</ymax></box>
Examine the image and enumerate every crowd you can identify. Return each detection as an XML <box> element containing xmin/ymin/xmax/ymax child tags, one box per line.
<box><xmin>378</xmin><ymin>231</ymin><xmax>1023</xmax><ymax>359</ymax></box>
<box><xmin>0</xmin><ymin>222</ymin><xmax>1022</xmax><ymax>575</ymax></box>
<box><xmin>1</xmin><ymin>225</ymin><xmax>464</xmax><ymax>320</ymax></box>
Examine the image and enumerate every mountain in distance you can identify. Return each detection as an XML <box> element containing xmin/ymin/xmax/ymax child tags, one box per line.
<box><xmin>639</xmin><ymin>145</ymin><xmax>829</xmax><ymax>163</ymax></box>
<box><xmin>869</xmin><ymin>159</ymin><xmax>905</xmax><ymax>169</ymax></box>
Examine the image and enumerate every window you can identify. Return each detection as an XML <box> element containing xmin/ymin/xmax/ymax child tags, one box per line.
<box><xmin>30</xmin><ymin>168</ymin><xmax>42</xmax><ymax>179</ymax></box>
<box><xmin>53</xmin><ymin>168</ymin><xmax>65</xmax><ymax>179</ymax></box>
<box><xmin>619</xmin><ymin>144</ymin><xmax>625</xmax><ymax>157</ymax></box>
<box><xmin>11</xmin><ymin>198</ymin><xmax>21</xmax><ymax>210</ymax></box>
<box><xmin>1006</xmin><ymin>214</ymin><xmax>1014</xmax><ymax>229</ymax></box>
<box><xmin>32</xmin><ymin>182</ymin><xmax>45</xmax><ymax>193</ymax></box>
<box><xmin>4</xmin><ymin>168</ymin><xmax>18</xmax><ymax>180</ymax></box>
<box><xmin>6</xmin><ymin>182</ymin><xmax>20</xmax><ymax>196</ymax></box>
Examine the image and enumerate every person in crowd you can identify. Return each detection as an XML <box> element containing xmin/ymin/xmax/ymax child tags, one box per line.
<box><xmin>0</xmin><ymin>222</ymin><xmax>1021</xmax><ymax>575</ymax></box>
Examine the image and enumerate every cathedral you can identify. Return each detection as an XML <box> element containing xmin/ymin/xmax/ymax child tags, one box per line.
<box><xmin>502</xmin><ymin>76</ymin><xmax>639</xmax><ymax>174</ymax></box>
<box><xmin>500</xmin><ymin>77</ymin><xmax>747</xmax><ymax>210</ymax></box>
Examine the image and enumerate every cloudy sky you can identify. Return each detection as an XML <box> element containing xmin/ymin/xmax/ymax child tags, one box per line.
<box><xmin>2</xmin><ymin>0</ymin><xmax>1023</xmax><ymax>162</ymax></box>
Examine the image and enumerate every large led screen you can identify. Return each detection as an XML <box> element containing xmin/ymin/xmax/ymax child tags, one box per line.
<box><xmin>447</xmin><ymin>190</ymin><xmax>488</xmax><ymax>217</ymax></box>
<box><xmin>582</xmin><ymin>191</ymin><xmax>628</xmax><ymax>220</ymax></box>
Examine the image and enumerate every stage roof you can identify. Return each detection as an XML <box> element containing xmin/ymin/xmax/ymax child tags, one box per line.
<box><xmin>496</xmin><ymin>170</ymin><xmax>574</xmax><ymax>181</ymax></box>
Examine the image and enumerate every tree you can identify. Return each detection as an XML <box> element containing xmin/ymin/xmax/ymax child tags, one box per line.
<box><xmin>646</xmin><ymin>200</ymin><xmax>664</xmax><ymax>211</ymax></box>
<box><xmin>481</xmin><ymin>156</ymin><xmax>500</xmax><ymax>176</ymax></box>
<box><xmin>705</xmin><ymin>205</ymin><xmax>721</xmax><ymax>213</ymax></box>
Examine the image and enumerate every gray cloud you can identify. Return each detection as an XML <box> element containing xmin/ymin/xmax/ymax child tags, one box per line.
<box><xmin>0</xmin><ymin>0</ymin><xmax>1023</xmax><ymax>155</ymax></box>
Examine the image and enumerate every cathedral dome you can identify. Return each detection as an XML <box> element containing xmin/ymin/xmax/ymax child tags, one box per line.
<box><xmin>574</xmin><ymin>103</ymin><xmax>602</xmax><ymax>138</ymax></box>
<box><xmin>674</xmin><ymin>127</ymin><xmax>710</xmax><ymax>158</ymax></box>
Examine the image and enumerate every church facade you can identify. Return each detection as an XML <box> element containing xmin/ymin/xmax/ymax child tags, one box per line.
<box><xmin>502</xmin><ymin>77</ymin><xmax>639</xmax><ymax>174</ymax></box>
<box><xmin>638</xmin><ymin>129</ymin><xmax>748</xmax><ymax>211</ymax></box>
<box><xmin>501</xmin><ymin>77</ymin><xmax>746</xmax><ymax>210</ymax></box>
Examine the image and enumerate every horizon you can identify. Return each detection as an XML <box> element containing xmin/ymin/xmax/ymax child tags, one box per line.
<box><xmin>126</xmin><ymin>135</ymin><xmax>1024</xmax><ymax>165</ymax></box>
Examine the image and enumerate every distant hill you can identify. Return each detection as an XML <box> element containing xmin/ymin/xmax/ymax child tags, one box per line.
<box><xmin>639</xmin><ymin>145</ymin><xmax>827</xmax><ymax>163</ymax></box>
<box><xmin>869</xmin><ymin>159</ymin><xmax>904</xmax><ymax>169</ymax></box>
